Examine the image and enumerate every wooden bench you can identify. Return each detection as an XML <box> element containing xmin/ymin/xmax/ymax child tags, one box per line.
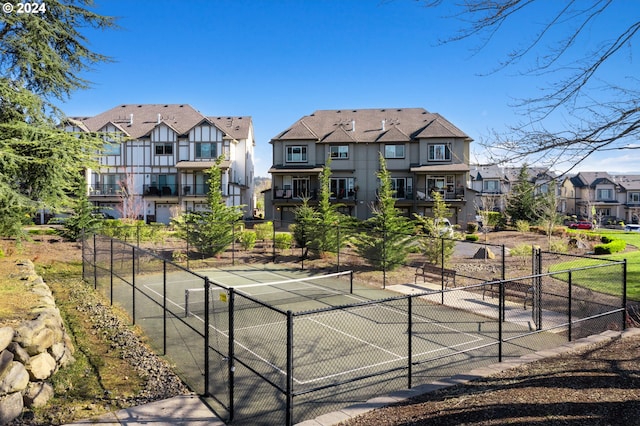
<box><xmin>482</xmin><ymin>280</ymin><xmax>534</xmax><ymax>309</ymax></box>
<box><xmin>414</xmin><ymin>262</ymin><xmax>456</xmax><ymax>288</ymax></box>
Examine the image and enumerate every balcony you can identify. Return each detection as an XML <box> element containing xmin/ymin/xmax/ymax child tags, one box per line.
<box><xmin>181</xmin><ymin>184</ymin><xmax>210</xmax><ymax>196</ymax></box>
<box><xmin>415</xmin><ymin>188</ymin><xmax>465</xmax><ymax>201</ymax></box>
<box><xmin>143</xmin><ymin>184</ymin><xmax>178</xmax><ymax>197</ymax></box>
<box><xmin>89</xmin><ymin>184</ymin><xmax>123</xmax><ymax>196</ymax></box>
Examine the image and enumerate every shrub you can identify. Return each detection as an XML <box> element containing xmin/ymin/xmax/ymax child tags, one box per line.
<box><xmin>254</xmin><ymin>221</ymin><xmax>273</xmax><ymax>240</ymax></box>
<box><xmin>549</xmin><ymin>240</ymin><xmax>568</xmax><ymax>253</ymax></box>
<box><xmin>239</xmin><ymin>230</ymin><xmax>257</xmax><ymax>250</ymax></box>
<box><xmin>465</xmin><ymin>234</ymin><xmax>479</xmax><ymax>242</ymax></box>
<box><xmin>274</xmin><ymin>232</ymin><xmax>293</xmax><ymax>250</ymax></box>
<box><xmin>510</xmin><ymin>244</ymin><xmax>533</xmax><ymax>256</ymax></box>
<box><xmin>466</xmin><ymin>223</ymin><xmax>478</xmax><ymax>234</ymax></box>
<box><xmin>515</xmin><ymin>220</ymin><xmax>530</xmax><ymax>233</ymax></box>
<box><xmin>594</xmin><ymin>239</ymin><xmax>626</xmax><ymax>255</ymax></box>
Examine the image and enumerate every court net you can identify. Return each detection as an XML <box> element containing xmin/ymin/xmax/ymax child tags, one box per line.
<box><xmin>184</xmin><ymin>270</ymin><xmax>354</xmax><ymax>317</ymax></box>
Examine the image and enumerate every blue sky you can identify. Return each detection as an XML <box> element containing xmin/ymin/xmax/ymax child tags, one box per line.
<box><xmin>55</xmin><ymin>0</ymin><xmax>639</xmax><ymax>177</ymax></box>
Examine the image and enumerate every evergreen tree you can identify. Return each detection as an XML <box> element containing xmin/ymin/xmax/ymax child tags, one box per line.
<box><xmin>506</xmin><ymin>165</ymin><xmax>537</xmax><ymax>223</ymax></box>
<box><xmin>354</xmin><ymin>153</ymin><xmax>415</xmax><ymax>270</ymax></box>
<box><xmin>0</xmin><ymin>1</ymin><xmax>117</xmax><ymax>237</ymax></box>
<box><xmin>173</xmin><ymin>157</ymin><xmax>243</xmax><ymax>256</ymax></box>
<box><xmin>292</xmin><ymin>198</ymin><xmax>318</xmax><ymax>258</ymax></box>
<box><xmin>314</xmin><ymin>159</ymin><xmax>349</xmax><ymax>255</ymax></box>
<box><xmin>58</xmin><ymin>181</ymin><xmax>102</xmax><ymax>241</ymax></box>
<box><xmin>414</xmin><ymin>191</ymin><xmax>456</xmax><ymax>266</ymax></box>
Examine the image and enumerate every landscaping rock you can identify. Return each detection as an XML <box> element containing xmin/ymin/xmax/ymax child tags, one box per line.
<box><xmin>0</xmin><ymin>391</ymin><xmax>23</xmax><ymax>425</ymax></box>
<box><xmin>26</xmin><ymin>353</ymin><xmax>56</xmax><ymax>381</ymax></box>
<box><xmin>0</xmin><ymin>328</ymin><xmax>14</xmax><ymax>352</ymax></box>
<box><xmin>0</xmin><ymin>362</ymin><xmax>29</xmax><ymax>394</ymax></box>
<box><xmin>23</xmin><ymin>382</ymin><xmax>54</xmax><ymax>408</ymax></box>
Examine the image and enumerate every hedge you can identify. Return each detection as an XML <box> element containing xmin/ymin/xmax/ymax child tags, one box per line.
<box><xmin>594</xmin><ymin>238</ymin><xmax>626</xmax><ymax>255</ymax></box>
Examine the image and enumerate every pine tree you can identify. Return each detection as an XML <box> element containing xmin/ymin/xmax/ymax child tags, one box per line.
<box><xmin>506</xmin><ymin>165</ymin><xmax>537</xmax><ymax>223</ymax></box>
<box><xmin>0</xmin><ymin>1</ymin><xmax>117</xmax><ymax>237</ymax></box>
<box><xmin>173</xmin><ymin>157</ymin><xmax>243</xmax><ymax>256</ymax></box>
<box><xmin>354</xmin><ymin>153</ymin><xmax>415</xmax><ymax>270</ymax></box>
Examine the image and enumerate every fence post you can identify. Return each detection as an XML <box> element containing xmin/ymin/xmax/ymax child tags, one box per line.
<box><xmin>272</xmin><ymin>223</ymin><xmax>277</xmax><ymax>262</ymax></box>
<box><xmin>93</xmin><ymin>233</ymin><xmax>97</xmax><ymax>290</ymax></box>
<box><xmin>163</xmin><ymin>260</ymin><xmax>167</xmax><ymax>355</ymax></box>
<box><xmin>286</xmin><ymin>310</ymin><xmax>294</xmax><ymax>426</ymax></box>
<box><xmin>81</xmin><ymin>228</ymin><xmax>86</xmax><ymax>281</ymax></box>
<box><xmin>623</xmin><ymin>259</ymin><xmax>628</xmax><ymax>330</ymax></box>
<box><xmin>408</xmin><ymin>296</ymin><xmax>413</xmax><ymax>389</ymax></box>
<box><xmin>110</xmin><ymin>239</ymin><xmax>114</xmax><ymax>306</ymax></box>
<box><xmin>498</xmin><ymin>279</ymin><xmax>504</xmax><ymax>362</ymax></box>
<box><xmin>228</xmin><ymin>288</ymin><xmax>235</xmax><ymax>422</ymax></box>
<box><xmin>132</xmin><ymin>245</ymin><xmax>136</xmax><ymax>326</ymax></box>
<box><xmin>204</xmin><ymin>276</ymin><xmax>210</xmax><ymax>397</ymax></box>
<box><xmin>336</xmin><ymin>224</ymin><xmax>340</xmax><ymax>273</ymax></box>
<box><xmin>568</xmin><ymin>270</ymin><xmax>572</xmax><ymax>341</ymax></box>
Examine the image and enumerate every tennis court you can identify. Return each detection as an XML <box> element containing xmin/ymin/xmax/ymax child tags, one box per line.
<box><xmin>128</xmin><ymin>263</ymin><xmax>539</xmax><ymax>393</ymax></box>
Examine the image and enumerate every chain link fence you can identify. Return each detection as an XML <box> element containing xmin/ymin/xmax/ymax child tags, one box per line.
<box><xmin>82</xmin><ymin>224</ymin><xmax>628</xmax><ymax>425</ymax></box>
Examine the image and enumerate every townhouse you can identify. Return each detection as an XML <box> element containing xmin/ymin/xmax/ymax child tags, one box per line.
<box><xmin>266</xmin><ymin>108</ymin><xmax>473</xmax><ymax>224</ymax></box>
<box><xmin>66</xmin><ymin>104</ymin><xmax>255</xmax><ymax>224</ymax></box>
<box><xmin>560</xmin><ymin>172</ymin><xmax>640</xmax><ymax>225</ymax></box>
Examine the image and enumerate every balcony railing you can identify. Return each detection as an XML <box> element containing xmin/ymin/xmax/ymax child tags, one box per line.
<box><xmin>415</xmin><ymin>188</ymin><xmax>465</xmax><ymax>200</ymax></box>
<box><xmin>89</xmin><ymin>184</ymin><xmax>123</xmax><ymax>196</ymax></box>
<box><xmin>143</xmin><ymin>184</ymin><xmax>178</xmax><ymax>197</ymax></box>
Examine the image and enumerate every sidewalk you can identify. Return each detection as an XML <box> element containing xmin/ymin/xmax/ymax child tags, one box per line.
<box><xmin>64</xmin><ymin>395</ymin><xmax>223</xmax><ymax>426</ymax></box>
<box><xmin>387</xmin><ymin>281</ymin><xmax>568</xmax><ymax>332</ymax></box>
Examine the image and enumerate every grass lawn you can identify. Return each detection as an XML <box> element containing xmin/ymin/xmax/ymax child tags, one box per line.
<box><xmin>551</xmin><ymin>230</ymin><xmax>640</xmax><ymax>301</ymax></box>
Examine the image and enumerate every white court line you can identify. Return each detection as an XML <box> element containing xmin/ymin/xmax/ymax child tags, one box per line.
<box><xmin>139</xmin><ymin>277</ymin><xmax>485</xmax><ymax>387</ymax></box>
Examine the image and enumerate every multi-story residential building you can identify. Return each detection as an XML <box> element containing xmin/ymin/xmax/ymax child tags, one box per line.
<box><xmin>469</xmin><ymin>165</ymin><xmax>560</xmax><ymax>215</ymax></box>
<box><xmin>266</xmin><ymin>108</ymin><xmax>472</xmax><ymax>224</ymax></box>
<box><xmin>66</xmin><ymin>104</ymin><xmax>255</xmax><ymax>224</ymax></box>
<box><xmin>561</xmin><ymin>172</ymin><xmax>640</xmax><ymax>225</ymax></box>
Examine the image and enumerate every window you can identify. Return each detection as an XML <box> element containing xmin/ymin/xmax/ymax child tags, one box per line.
<box><xmin>103</xmin><ymin>142</ymin><xmax>121</xmax><ymax>156</ymax></box>
<box><xmin>195</xmin><ymin>142</ymin><xmax>216</xmax><ymax>158</ymax></box>
<box><xmin>286</xmin><ymin>146</ymin><xmax>307</xmax><ymax>162</ymax></box>
<box><xmin>428</xmin><ymin>144</ymin><xmax>451</xmax><ymax>161</ymax></box>
<box><xmin>390</xmin><ymin>177</ymin><xmax>413</xmax><ymax>199</ymax></box>
<box><xmin>330</xmin><ymin>178</ymin><xmax>355</xmax><ymax>199</ymax></box>
<box><xmin>597</xmin><ymin>188</ymin><xmax>613</xmax><ymax>200</ymax></box>
<box><xmin>330</xmin><ymin>145</ymin><xmax>349</xmax><ymax>159</ymax></box>
<box><xmin>629</xmin><ymin>192</ymin><xmax>640</xmax><ymax>203</ymax></box>
<box><xmin>155</xmin><ymin>143</ymin><xmax>173</xmax><ymax>155</ymax></box>
<box><xmin>384</xmin><ymin>145</ymin><xmax>405</xmax><ymax>159</ymax></box>
<box><xmin>483</xmin><ymin>180</ymin><xmax>500</xmax><ymax>193</ymax></box>
<box><xmin>150</xmin><ymin>174</ymin><xmax>177</xmax><ymax>196</ymax></box>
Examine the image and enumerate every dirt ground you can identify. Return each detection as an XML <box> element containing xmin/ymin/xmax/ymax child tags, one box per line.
<box><xmin>2</xmin><ymin>229</ymin><xmax>638</xmax><ymax>425</ymax></box>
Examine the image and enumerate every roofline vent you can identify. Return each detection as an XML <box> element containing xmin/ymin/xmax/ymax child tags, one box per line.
<box><xmin>351</xmin><ymin>120</ymin><xmax>355</xmax><ymax>132</ymax></box>
<box><xmin>382</xmin><ymin>120</ymin><xmax>385</xmax><ymax>131</ymax></box>
<box><xmin>157</xmin><ymin>113</ymin><xmax>161</xmax><ymax>124</ymax></box>
<box><xmin>129</xmin><ymin>114</ymin><xmax>133</xmax><ymax>125</ymax></box>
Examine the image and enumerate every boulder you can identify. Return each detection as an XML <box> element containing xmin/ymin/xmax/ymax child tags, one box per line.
<box><xmin>0</xmin><ymin>391</ymin><xmax>24</xmax><ymax>425</ymax></box>
<box><xmin>26</xmin><ymin>353</ymin><xmax>57</xmax><ymax>381</ymax></box>
<box><xmin>24</xmin><ymin>382</ymin><xmax>54</xmax><ymax>408</ymax></box>
<box><xmin>0</xmin><ymin>362</ymin><xmax>29</xmax><ymax>394</ymax></box>
<box><xmin>0</xmin><ymin>350</ymin><xmax>14</xmax><ymax>378</ymax></box>
<box><xmin>0</xmin><ymin>328</ymin><xmax>14</xmax><ymax>352</ymax></box>
<box><xmin>473</xmin><ymin>247</ymin><xmax>496</xmax><ymax>259</ymax></box>
<box><xmin>7</xmin><ymin>342</ymin><xmax>30</xmax><ymax>365</ymax></box>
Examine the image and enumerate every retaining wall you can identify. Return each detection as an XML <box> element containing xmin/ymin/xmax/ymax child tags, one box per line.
<box><xmin>0</xmin><ymin>260</ymin><xmax>75</xmax><ymax>424</ymax></box>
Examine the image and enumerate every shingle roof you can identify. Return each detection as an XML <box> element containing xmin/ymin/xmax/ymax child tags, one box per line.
<box><xmin>70</xmin><ymin>105</ymin><xmax>252</xmax><ymax>141</ymax></box>
<box><xmin>208</xmin><ymin>116</ymin><xmax>252</xmax><ymax>140</ymax></box>
<box><xmin>614</xmin><ymin>174</ymin><xmax>640</xmax><ymax>191</ymax></box>
<box><xmin>271</xmin><ymin>108</ymin><xmax>470</xmax><ymax>143</ymax></box>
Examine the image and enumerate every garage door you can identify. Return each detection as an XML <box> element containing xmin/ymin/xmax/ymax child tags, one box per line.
<box><xmin>155</xmin><ymin>204</ymin><xmax>176</xmax><ymax>224</ymax></box>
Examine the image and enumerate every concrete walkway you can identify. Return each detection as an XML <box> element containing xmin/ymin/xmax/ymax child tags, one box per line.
<box><xmin>386</xmin><ymin>281</ymin><xmax>569</xmax><ymax>332</ymax></box>
<box><xmin>64</xmin><ymin>395</ymin><xmax>224</xmax><ymax>426</ymax></box>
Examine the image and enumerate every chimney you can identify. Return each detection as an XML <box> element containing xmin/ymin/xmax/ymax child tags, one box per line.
<box><xmin>382</xmin><ymin>120</ymin><xmax>386</xmax><ymax>131</ymax></box>
<box><xmin>351</xmin><ymin>119</ymin><xmax>355</xmax><ymax>132</ymax></box>
<box><xmin>129</xmin><ymin>114</ymin><xmax>133</xmax><ymax>125</ymax></box>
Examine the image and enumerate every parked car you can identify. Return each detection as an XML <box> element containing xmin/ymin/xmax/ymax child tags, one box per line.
<box><xmin>568</xmin><ymin>221</ymin><xmax>593</xmax><ymax>230</ymax></box>
<box><xmin>624</xmin><ymin>224</ymin><xmax>640</xmax><ymax>232</ymax></box>
<box><xmin>435</xmin><ymin>218</ymin><xmax>454</xmax><ymax>238</ymax></box>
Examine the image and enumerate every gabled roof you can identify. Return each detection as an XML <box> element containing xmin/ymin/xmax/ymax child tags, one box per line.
<box><xmin>571</xmin><ymin>171</ymin><xmax>614</xmax><ymax>187</ymax></box>
<box><xmin>70</xmin><ymin>104</ymin><xmax>218</xmax><ymax>139</ymax></box>
<box><xmin>613</xmin><ymin>174</ymin><xmax>640</xmax><ymax>191</ymax></box>
<box><xmin>208</xmin><ymin>116</ymin><xmax>253</xmax><ymax>140</ymax></box>
<box><xmin>271</xmin><ymin>108</ymin><xmax>470</xmax><ymax>143</ymax></box>
<box><xmin>469</xmin><ymin>164</ymin><xmax>502</xmax><ymax>180</ymax></box>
